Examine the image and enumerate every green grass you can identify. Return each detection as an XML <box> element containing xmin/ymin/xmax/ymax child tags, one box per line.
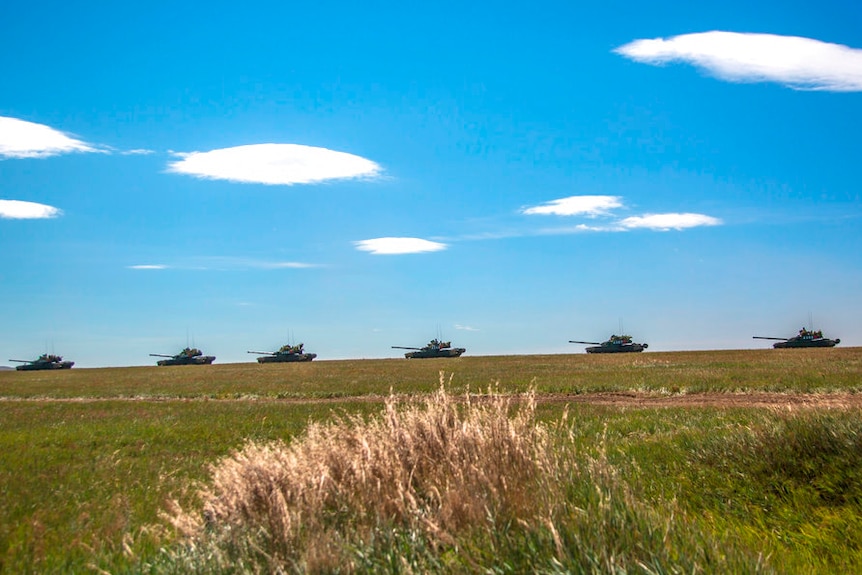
<box><xmin>0</xmin><ymin>400</ymin><xmax>383</xmax><ymax>573</ymax></box>
<box><xmin>1</xmin><ymin>348</ymin><xmax>861</xmax><ymax>572</ymax></box>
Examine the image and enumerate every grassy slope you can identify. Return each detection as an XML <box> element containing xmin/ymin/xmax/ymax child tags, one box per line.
<box><xmin>1</xmin><ymin>348</ymin><xmax>861</xmax><ymax>572</ymax></box>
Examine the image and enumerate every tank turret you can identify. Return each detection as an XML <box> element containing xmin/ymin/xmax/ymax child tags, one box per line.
<box><xmin>753</xmin><ymin>327</ymin><xmax>840</xmax><ymax>349</ymax></box>
<box><xmin>247</xmin><ymin>343</ymin><xmax>317</xmax><ymax>363</ymax></box>
<box><xmin>8</xmin><ymin>354</ymin><xmax>74</xmax><ymax>371</ymax></box>
<box><xmin>150</xmin><ymin>347</ymin><xmax>216</xmax><ymax>366</ymax></box>
<box><xmin>392</xmin><ymin>338</ymin><xmax>466</xmax><ymax>359</ymax></box>
<box><xmin>569</xmin><ymin>334</ymin><xmax>648</xmax><ymax>354</ymax></box>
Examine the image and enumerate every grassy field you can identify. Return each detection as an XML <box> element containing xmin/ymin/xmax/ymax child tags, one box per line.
<box><xmin>1</xmin><ymin>348</ymin><xmax>861</xmax><ymax>573</ymax></box>
<box><xmin>3</xmin><ymin>347</ymin><xmax>862</xmax><ymax>398</ymax></box>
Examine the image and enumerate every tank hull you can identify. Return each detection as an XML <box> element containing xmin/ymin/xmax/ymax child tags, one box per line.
<box><xmin>156</xmin><ymin>356</ymin><xmax>216</xmax><ymax>366</ymax></box>
<box><xmin>404</xmin><ymin>348</ymin><xmax>466</xmax><ymax>359</ymax></box>
<box><xmin>773</xmin><ymin>338</ymin><xmax>840</xmax><ymax>349</ymax></box>
<box><xmin>15</xmin><ymin>361</ymin><xmax>74</xmax><ymax>371</ymax></box>
<box><xmin>256</xmin><ymin>353</ymin><xmax>317</xmax><ymax>363</ymax></box>
<box><xmin>585</xmin><ymin>344</ymin><xmax>647</xmax><ymax>354</ymax></box>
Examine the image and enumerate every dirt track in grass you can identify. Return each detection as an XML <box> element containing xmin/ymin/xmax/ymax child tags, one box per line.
<box><xmin>532</xmin><ymin>391</ymin><xmax>862</xmax><ymax>409</ymax></box>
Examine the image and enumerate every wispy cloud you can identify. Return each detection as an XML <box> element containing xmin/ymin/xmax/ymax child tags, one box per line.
<box><xmin>534</xmin><ymin>223</ymin><xmax>622</xmax><ymax>234</ymax></box>
<box><xmin>127</xmin><ymin>258</ymin><xmax>320</xmax><ymax>271</ymax></box>
<box><xmin>618</xmin><ymin>213</ymin><xmax>722</xmax><ymax>231</ymax></box>
<box><xmin>0</xmin><ymin>116</ymin><xmax>100</xmax><ymax>159</ymax></box>
<box><xmin>167</xmin><ymin>144</ymin><xmax>382</xmax><ymax>185</ymax></box>
<box><xmin>205</xmin><ymin>257</ymin><xmax>321</xmax><ymax>270</ymax></box>
<box><xmin>0</xmin><ymin>199</ymin><xmax>62</xmax><ymax>219</ymax></box>
<box><xmin>354</xmin><ymin>237</ymin><xmax>448</xmax><ymax>255</ymax></box>
<box><xmin>522</xmin><ymin>195</ymin><xmax>623</xmax><ymax>216</ymax></box>
<box><xmin>455</xmin><ymin>324</ymin><xmax>479</xmax><ymax>331</ymax></box>
<box><xmin>252</xmin><ymin>261</ymin><xmax>319</xmax><ymax>269</ymax></box>
<box><xmin>615</xmin><ymin>31</ymin><xmax>862</xmax><ymax>91</ymax></box>
<box><xmin>120</xmin><ymin>148</ymin><xmax>156</xmax><ymax>156</ymax></box>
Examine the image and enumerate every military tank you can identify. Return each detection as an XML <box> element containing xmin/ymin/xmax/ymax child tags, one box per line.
<box><xmin>150</xmin><ymin>347</ymin><xmax>215</xmax><ymax>366</ymax></box>
<box><xmin>753</xmin><ymin>328</ymin><xmax>840</xmax><ymax>349</ymax></box>
<box><xmin>248</xmin><ymin>343</ymin><xmax>317</xmax><ymax>363</ymax></box>
<box><xmin>392</xmin><ymin>338</ymin><xmax>466</xmax><ymax>359</ymax></box>
<box><xmin>9</xmin><ymin>354</ymin><xmax>74</xmax><ymax>371</ymax></box>
<box><xmin>569</xmin><ymin>335</ymin><xmax>648</xmax><ymax>354</ymax></box>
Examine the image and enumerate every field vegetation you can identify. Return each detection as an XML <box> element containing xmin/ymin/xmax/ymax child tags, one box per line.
<box><xmin>1</xmin><ymin>348</ymin><xmax>861</xmax><ymax>573</ymax></box>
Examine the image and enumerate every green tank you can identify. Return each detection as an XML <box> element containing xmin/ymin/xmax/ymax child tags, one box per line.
<box><xmin>569</xmin><ymin>335</ymin><xmax>648</xmax><ymax>354</ymax></box>
<box><xmin>392</xmin><ymin>339</ymin><xmax>466</xmax><ymax>359</ymax></box>
<box><xmin>247</xmin><ymin>343</ymin><xmax>317</xmax><ymax>363</ymax></box>
<box><xmin>753</xmin><ymin>328</ymin><xmax>840</xmax><ymax>349</ymax></box>
<box><xmin>150</xmin><ymin>347</ymin><xmax>216</xmax><ymax>366</ymax></box>
<box><xmin>9</xmin><ymin>354</ymin><xmax>74</xmax><ymax>371</ymax></box>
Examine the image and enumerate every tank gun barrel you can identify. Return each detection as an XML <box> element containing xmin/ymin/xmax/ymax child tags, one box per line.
<box><xmin>8</xmin><ymin>359</ymin><xmax>31</xmax><ymax>363</ymax></box>
<box><xmin>247</xmin><ymin>350</ymin><xmax>277</xmax><ymax>355</ymax></box>
<box><xmin>752</xmin><ymin>336</ymin><xmax>790</xmax><ymax>341</ymax></box>
<box><xmin>149</xmin><ymin>353</ymin><xmax>176</xmax><ymax>358</ymax></box>
<box><xmin>569</xmin><ymin>340</ymin><xmax>601</xmax><ymax>345</ymax></box>
<box><xmin>392</xmin><ymin>346</ymin><xmax>423</xmax><ymax>350</ymax></box>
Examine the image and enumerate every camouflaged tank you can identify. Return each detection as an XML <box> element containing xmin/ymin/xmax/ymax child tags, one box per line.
<box><xmin>248</xmin><ymin>343</ymin><xmax>317</xmax><ymax>363</ymax></box>
<box><xmin>392</xmin><ymin>338</ymin><xmax>466</xmax><ymax>359</ymax></box>
<box><xmin>9</xmin><ymin>354</ymin><xmax>75</xmax><ymax>371</ymax></box>
<box><xmin>569</xmin><ymin>335</ymin><xmax>648</xmax><ymax>354</ymax></box>
<box><xmin>753</xmin><ymin>328</ymin><xmax>840</xmax><ymax>349</ymax></box>
<box><xmin>150</xmin><ymin>347</ymin><xmax>215</xmax><ymax>366</ymax></box>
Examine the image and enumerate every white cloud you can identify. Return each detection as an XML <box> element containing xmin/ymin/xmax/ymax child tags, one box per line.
<box><xmin>455</xmin><ymin>324</ymin><xmax>479</xmax><ymax>331</ymax></box>
<box><xmin>615</xmin><ymin>31</ymin><xmax>862</xmax><ymax>91</ymax></box>
<box><xmin>522</xmin><ymin>195</ymin><xmax>623</xmax><ymax>216</ymax></box>
<box><xmin>121</xmin><ymin>149</ymin><xmax>155</xmax><ymax>156</ymax></box>
<box><xmin>354</xmin><ymin>237</ymin><xmax>448</xmax><ymax>255</ymax></box>
<box><xmin>0</xmin><ymin>116</ymin><xmax>99</xmax><ymax>158</ymax></box>
<box><xmin>128</xmin><ymin>265</ymin><xmax>168</xmax><ymax>270</ymax></box>
<box><xmin>0</xmin><ymin>199</ymin><xmax>62</xmax><ymax>219</ymax></box>
<box><xmin>167</xmin><ymin>143</ymin><xmax>382</xmax><ymax>185</ymax></box>
<box><xmin>618</xmin><ymin>213</ymin><xmax>722</xmax><ymax>231</ymax></box>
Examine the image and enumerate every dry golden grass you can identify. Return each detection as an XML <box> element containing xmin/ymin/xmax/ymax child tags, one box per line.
<box><xmin>168</xmin><ymin>374</ymin><xmax>560</xmax><ymax>572</ymax></box>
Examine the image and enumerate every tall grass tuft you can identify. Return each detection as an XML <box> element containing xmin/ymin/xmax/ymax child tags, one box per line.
<box><xmin>164</xmin><ymin>377</ymin><xmax>766</xmax><ymax>573</ymax></box>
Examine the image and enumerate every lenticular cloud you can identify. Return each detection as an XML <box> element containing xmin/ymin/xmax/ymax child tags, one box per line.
<box><xmin>0</xmin><ymin>200</ymin><xmax>62</xmax><ymax>219</ymax></box>
<box><xmin>522</xmin><ymin>195</ymin><xmax>623</xmax><ymax>216</ymax></box>
<box><xmin>354</xmin><ymin>237</ymin><xmax>448</xmax><ymax>255</ymax></box>
<box><xmin>0</xmin><ymin>116</ymin><xmax>98</xmax><ymax>159</ymax></box>
<box><xmin>615</xmin><ymin>31</ymin><xmax>862</xmax><ymax>91</ymax></box>
<box><xmin>619</xmin><ymin>213</ymin><xmax>721</xmax><ymax>231</ymax></box>
<box><xmin>167</xmin><ymin>144</ymin><xmax>382</xmax><ymax>185</ymax></box>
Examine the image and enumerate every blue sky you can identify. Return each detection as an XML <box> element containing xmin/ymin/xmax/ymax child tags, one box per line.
<box><xmin>2</xmin><ymin>0</ymin><xmax>861</xmax><ymax>367</ymax></box>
